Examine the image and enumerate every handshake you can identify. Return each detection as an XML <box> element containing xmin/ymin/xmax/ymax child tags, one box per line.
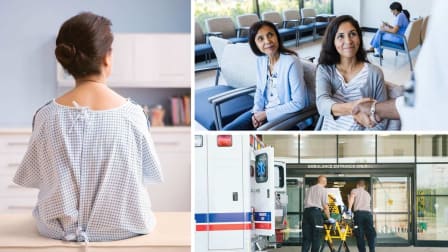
<box><xmin>351</xmin><ymin>98</ymin><xmax>381</xmax><ymax>128</ymax></box>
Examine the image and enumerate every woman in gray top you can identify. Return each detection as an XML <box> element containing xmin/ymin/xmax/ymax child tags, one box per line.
<box><xmin>316</xmin><ymin>15</ymin><xmax>387</xmax><ymax>130</ymax></box>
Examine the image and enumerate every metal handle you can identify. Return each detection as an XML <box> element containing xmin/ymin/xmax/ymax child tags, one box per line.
<box><xmin>233</xmin><ymin>192</ymin><xmax>238</xmax><ymax>201</ymax></box>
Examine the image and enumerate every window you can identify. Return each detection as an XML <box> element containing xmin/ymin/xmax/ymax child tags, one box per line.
<box><xmin>417</xmin><ymin>135</ymin><xmax>448</xmax><ymax>162</ymax></box>
<box><xmin>377</xmin><ymin>135</ymin><xmax>414</xmax><ymax>163</ymax></box>
<box><xmin>258</xmin><ymin>0</ymin><xmax>300</xmax><ymax>17</ymax></box>
<box><xmin>300</xmin><ymin>135</ymin><xmax>337</xmax><ymax>163</ymax></box>
<box><xmin>303</xmin><ymin>0</ymin><xmax>332</xmax><ymax>14</ymax></box>
<box><xmin>417</xmin><ymin>164</ymin><xmax>448</xmax><ymax>241</ymax></box>
<box><xmin>338</xmin><ymin>135</ymin><xmax>375</xmax><ymax>163</ymax></box>
<box><xmin>195</xmin><ymin>0</ymin><xmax>255</xmax><ymax>31</ymax></box>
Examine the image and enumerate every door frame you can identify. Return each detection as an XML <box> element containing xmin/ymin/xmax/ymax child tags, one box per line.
<box><xmin>286</xmin><ymin>164</ymin><xmax>416</xmax><ymax>247</ymax></box>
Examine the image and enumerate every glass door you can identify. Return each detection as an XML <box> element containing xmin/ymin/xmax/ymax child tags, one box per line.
<box><xmin>283</xmin><ymin>177</ymin><xmax>304</xmax><ymax>245</ymax></box>
<box><xmin>372</xmin><ymin>176</ymin><xmax>411</xmax><ymax>245</ymax></box>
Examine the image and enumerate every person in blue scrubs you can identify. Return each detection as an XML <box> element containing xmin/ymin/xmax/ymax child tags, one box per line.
<box><xmin>367</xmin><ymin>2</ymin><xmax>410</xmax><ymax>57</ymax></box>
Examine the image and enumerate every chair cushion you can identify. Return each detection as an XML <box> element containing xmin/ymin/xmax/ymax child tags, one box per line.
<box><xmin>381</xmin><ymin>40</ymin><xmax>405</xmax><ymax>51</ymax></box>
<box><xmin>195</xmin><ymin>43</ymin><xmax>213</xmax><ymax>56</ymax></box>
<box><xmin>315</xmin><ymin>21</ymin><xmax>328</xmax><ymax>29</ymax></box>
<box><xmin>298</xmin><ymin>24</ymin><xmax>314</xmax><ymax>32</ymax></box>
<box><xmin>195</xmin><ymin>85</ymin><xmax>254</xmax><ymax>130</ymax></box>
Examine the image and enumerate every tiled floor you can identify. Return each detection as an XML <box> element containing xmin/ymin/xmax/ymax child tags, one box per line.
<box><xmin>195</xmin><ymin>31</ymin><xmax>420</xmax><ymax>89</ymax></box>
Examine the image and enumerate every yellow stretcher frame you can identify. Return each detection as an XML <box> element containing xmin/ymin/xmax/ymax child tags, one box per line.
<box><xmin>320</xmin><ymin>219</ymin><xmax>353</xmax><ymax>252</ymax></box>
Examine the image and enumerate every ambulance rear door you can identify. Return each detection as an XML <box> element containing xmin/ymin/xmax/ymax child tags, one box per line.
<box><xmin>207</xmin><ymin>135</ymin><xmax>247</xmax><ymax>250</ymax></box>
<box><xmin>252</xmin><ymin>146</ymin><xmax>275</xmax><ymax>236</ymax></box>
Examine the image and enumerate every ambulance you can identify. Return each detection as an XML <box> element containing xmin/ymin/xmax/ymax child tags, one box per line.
<box><xmin>194</xmin><ymin>134</ymin><xmax>288</xmax><ymax>252</ymax></box>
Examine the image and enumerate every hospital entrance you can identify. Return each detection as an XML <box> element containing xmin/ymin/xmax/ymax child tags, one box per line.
<box><xmin>283</xmin><ymin>165</ymin><xmax>413</xmax><ymax>247</ymax></box>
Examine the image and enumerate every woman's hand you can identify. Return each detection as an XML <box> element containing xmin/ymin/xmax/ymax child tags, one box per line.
<box><xmin>352</xmin><ymin>98</ymin><xmax>378</xmax><ymax>128</ymax></box>
<box><xmin>252</xmin><ymin>111</ymin><xmax>267</xmax><ymax>128</ymax></box>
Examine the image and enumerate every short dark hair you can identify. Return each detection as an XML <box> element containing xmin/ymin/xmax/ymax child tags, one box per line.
<box><xmin>318</xmin><ymin>15</ymin><xmax>368</xmax><ymax>65</ymax></box>
<box><xmin>55</xmin><ymin>12</ymin><xmax>113</xmax><ymax>79</ymax></box>
<box><xmin>390</xmin><ymin>2</ymin><xmax>403</xmax><ymax>12</ymax></box>
<box><xmin>248</xmin><ymin>20</ymin><xmax>297</xmax><ymax>57</ymax></box>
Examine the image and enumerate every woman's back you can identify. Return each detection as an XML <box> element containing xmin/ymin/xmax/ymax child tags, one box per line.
<box><xmin>14</xmin><ymin>98</ymin><xmax>163</xmax><ymax>241</ymax></box>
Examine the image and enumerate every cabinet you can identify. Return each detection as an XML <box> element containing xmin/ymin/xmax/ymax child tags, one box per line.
<box><xmin>0</xmin><ymin>129</ymin><xmax>37</xmax><ymax>213</ymax></box>
<box><xmin>56</xmin><ymin>33</ymin><xmax>191</xmax><ymax>127</ymax></box>
<box><xmin>148</xmin><ymin>127</ymin><xmax>191</xmax><ymax>211</ymax></box>
<box><xmin>0</xmin><ymin>127</ymin><xmax>190</xmax><ymax>213</ymax></box>
<box><xmin>57</xmin><ymin>33</ymin><xmax>191</xmax><ymax>88</ymax></box>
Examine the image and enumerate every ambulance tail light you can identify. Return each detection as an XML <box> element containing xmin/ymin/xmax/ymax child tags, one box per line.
<box><xmin>217</xmin><ymin>135</ymin><xmax>232</xmax><ymax>147</ymax></box>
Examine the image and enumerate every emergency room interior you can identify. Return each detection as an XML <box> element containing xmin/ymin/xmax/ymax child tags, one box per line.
<box><xmin>195</xmin><ymin>134</ymin><xmax>448</xmax><ymax>250</ymax></box>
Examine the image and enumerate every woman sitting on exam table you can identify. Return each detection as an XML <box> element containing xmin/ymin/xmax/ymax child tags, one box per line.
<box><xmin>316</xmin><ymin>15</ymin><xmax>388</xmax><ymax>131</ymax></box>
<box><xmin>13</xmin><ymin>12</ymin><xmax>163</xmax><ymax>242</ymax></box>
<box><xmin>223</xmin><ymin>20</ymin><xmax>310</xmax><ymax>130</ymax></box>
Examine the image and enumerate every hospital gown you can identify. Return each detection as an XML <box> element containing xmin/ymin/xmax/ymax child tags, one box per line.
<box><xmin>13</xmin><ymin>99</ymin><xmax>163</xmax><ymax>242</ymax></box>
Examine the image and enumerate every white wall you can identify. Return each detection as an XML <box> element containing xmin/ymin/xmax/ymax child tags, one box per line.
<box><xmin>334</xmin><ymin>0</ymin><xmax>434</xmax><ymax>28</ymax></box>
<box><xmin>334</xmin><ymin>0</ymin><xmax>361</xmax><ymax>22</ymax></box>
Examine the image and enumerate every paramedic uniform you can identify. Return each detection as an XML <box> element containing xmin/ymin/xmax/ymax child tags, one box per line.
<box><xmin>302</xmin><ymin>183</ymin><xmax>328</xmax><ymax>252</ymax></box>
<box><xmin>351</xmin><ymin>187</ymin><xmax>376</xmax><ymax>252</ymax></box>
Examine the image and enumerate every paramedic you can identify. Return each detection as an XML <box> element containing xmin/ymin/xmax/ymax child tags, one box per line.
<box><xmin>347</xmin><ymin>180</ymin><xmax>376</xmax><ymax>252</ymax></box>
<box><xmin>302</xmin><ymin>175</ymin><xmax>335</xmax><ymax>252</ymax></box>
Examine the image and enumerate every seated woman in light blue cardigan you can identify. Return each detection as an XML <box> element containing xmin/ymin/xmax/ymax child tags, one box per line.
<box><xmin>316</xmin><ymin>15</ymin><xmax>388</xmax><ymax>131</ymax></box>
<box><xmin>223</xmin><ymin>21</ymin><xmax>309</xmax><ymax>130</ymax></box>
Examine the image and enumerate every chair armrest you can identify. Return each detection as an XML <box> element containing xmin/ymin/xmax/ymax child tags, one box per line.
<box><xmin>284</xmin><ymin>20</ymin><xmax>300</xmax><ymax>28</ymax></box>
<box><xmin>208</xmin><ymin>86</ymin><xmax>256</xmax><ymax>105</ymax></box>
<box><xmin>195</xmin><ymin>65</ymin><xmax>219</xmax><ymax>73</ymax></box>
<box><xmin>206</xmin><ymin>32</ymin><xmax>223</xmax><ymax>37</ymax></box>
<box><xmin>301</xmin><ymin>17</ymin><xmax>316</xmax><ymax>25</ymax></box>
<box><xmin>195</xmin><ymin>65</ymin><xmax>221</xmax><ymax>86</ymax></box>
<box><xmin>206</xmin><ymin>32</ymin><xmax>223</xmax><ymax>43</ymax></box>
<box><xmin>208</xmin><ymin>85</ymin><xmax>256</xmax><ymax>130</ymax></box>
<box><xmin>257</xmin><ymin>105</ymin><xmax>318</xmax><ymax>130</ymax></box>
<box><xmin>302</xmin><ymin>56</ymin><xmax>315</xmax><ymax>63</ymax></box>
<box><xmin>236</xmin><ymin>27</ymin><xmax>250</xmax><ymax>37</ymax></box>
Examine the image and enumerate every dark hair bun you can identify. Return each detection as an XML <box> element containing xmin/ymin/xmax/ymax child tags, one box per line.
<box><xmin>55</xmin><ymin>43</ymin><xmax>77</xmax><ymax>66</ymax></box>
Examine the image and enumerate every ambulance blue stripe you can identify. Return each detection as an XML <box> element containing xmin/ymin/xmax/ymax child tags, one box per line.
<box><xmin>254</xmin><ymin>212</ymin><xmax>272</xmax><ymax>221</ymax></box>
<box><xmin>195</xmin><ymin>212</ymin><xmax>251</xmax><ymax>223</ymax></box>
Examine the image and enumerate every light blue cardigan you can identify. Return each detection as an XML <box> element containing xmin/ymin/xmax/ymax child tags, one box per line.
<box><xmin>253</xmin><ymin>53</ymin><xmax>309</xmax><ymax>122</ymax></box>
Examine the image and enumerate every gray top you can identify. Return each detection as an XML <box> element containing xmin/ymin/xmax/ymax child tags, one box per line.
<box><xmin>351</xmin><ymin>187</ymin><xmax>372</xmax><ymax>212</ymax></box>
<box><xmin>304</xmin><ymin>184</ymin><xmax>328</xmax><ymax>209</ymax></box>
<box><xmin>13</xmin><ymin>99</ymin><xmax>163</xmax><ymax>242</ymax></box>
<box><xmin>316</xmin><ymin>63</ymin><xmax>388</xmax><ymax>130</ymax></box>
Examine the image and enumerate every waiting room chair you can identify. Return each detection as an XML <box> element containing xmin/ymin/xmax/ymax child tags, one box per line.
<box><xmin>236</xmin><ymin>13</ymin><xmax>260</xmax><ymax>37</ymax></box>
<box><xmin>261</xmin><ymin>11</ymin><xmax>299</xmax><ymax>47</ymax></box>
<box><xmin>282</xmin><ymin>9</ymin><xmax>315</xmax><ymax>46</ymax></box>
<box><xmin>420</xmin><ymin>15</ymin><xmax>430</xmax><ymax>44</ymax></box>
<box><xmin>205</xmin><ymin>16</ymin><xmax>249</xmax><ymax>44</ymax></box>
<box><xmin>300</xmin><ymin>8</ymin><xmax>332</xmax><ymax>36</ymax></box>
<box><xmin>195</xmin><ymin>37</ymin><xmax>255</xmax><ymax>130</ymax></box>
<box><xmin>195</xmin><ymin>21</ymin><xmax>214</xmax><ymax>63</ymax></box>
<box><xmin>379</xmin><ymin>18</ymin><xmax>423</xmax><ymax>71</ymax></box>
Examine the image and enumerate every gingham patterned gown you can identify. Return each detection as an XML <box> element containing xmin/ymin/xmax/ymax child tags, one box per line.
<box><xmin>13</xmin><ymin>99</ymin><xmax>163</xmax><ymax>242</ymax></box>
